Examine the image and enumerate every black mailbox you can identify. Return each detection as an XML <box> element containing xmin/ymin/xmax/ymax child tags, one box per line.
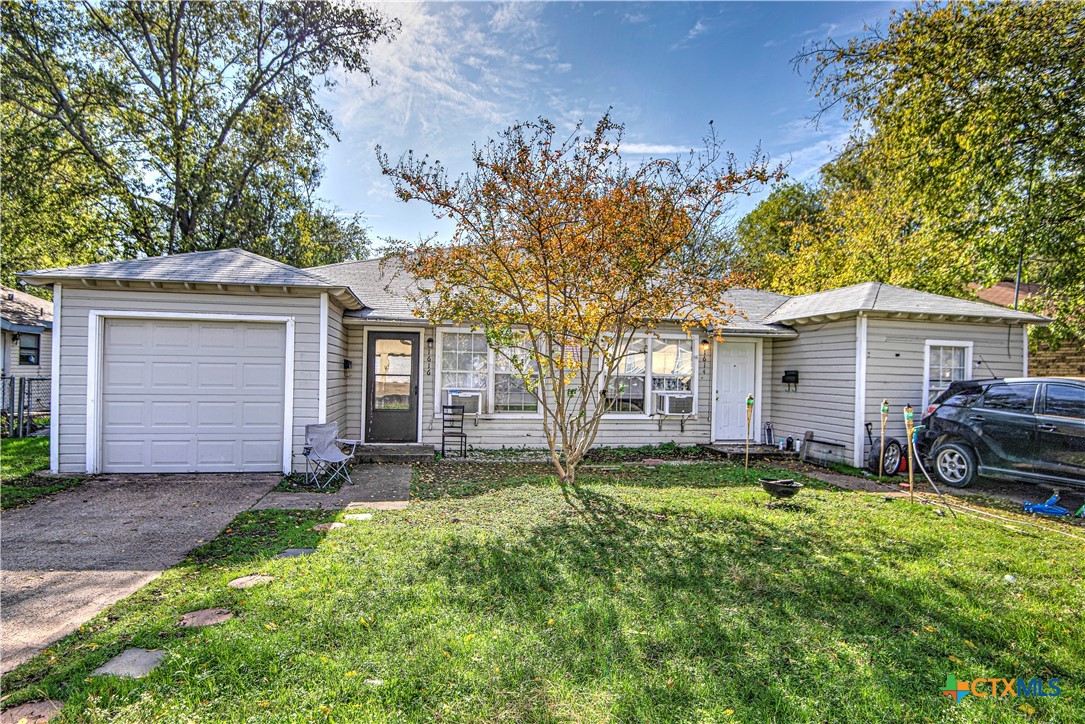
<box><xmin>782</xmin><ymin>370</ymin><xmax>799</xmax><ymax>384</ymax></box>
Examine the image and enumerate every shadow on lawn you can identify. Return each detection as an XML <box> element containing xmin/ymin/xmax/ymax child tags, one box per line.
<box><xmin>412</xmin><ymin>461</ymin><xmax>830</xmax><ymax>502</ymax></box>
<box><xmin>421</xmin><ymin>487</ymin><xmax>1076</xmax><ymax>718</ymax></box>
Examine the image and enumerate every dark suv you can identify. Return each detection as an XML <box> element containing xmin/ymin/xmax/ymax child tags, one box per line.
<box><xmin>917</xmin><ymin>377</ymin><xmax>1085</xmax><ymax>488</ymax></box>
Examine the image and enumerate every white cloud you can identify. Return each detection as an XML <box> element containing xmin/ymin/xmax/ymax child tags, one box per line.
<box><xmin>622</xmin><ymin>143</ymin><xmax>691</xmax><ymax>155</ymax></box>
<box><xmin>672</xmin><ymin>19</ymin><xmax>708</xmax><ymax>50</ymax></box>
<box><xmin>622</xmin><ymin>11</ymin><xmax>648</xmax><ymax>24</ymax></box>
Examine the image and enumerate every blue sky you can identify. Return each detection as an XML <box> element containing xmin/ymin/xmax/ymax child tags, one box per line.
<box><xmin>317</xmin><ymin>1</ymin><xmax>905</xmax><ymax>246</ymax></box>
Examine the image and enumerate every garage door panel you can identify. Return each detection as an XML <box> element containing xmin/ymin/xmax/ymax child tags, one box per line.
<box><xmin>104</xmin><ymin>361</ymin><xmax>146</xmax><ymax>390</ymax></box>
<box><xmin>101</xmin><ymin>319</ymin><xmax>286</xmax><ymax>473</ymax></box>
<box><xmin>152</xmin><ymin>362</ymin><xmax>195</xmax><ymax>389</ymax></box>
<box><xmin>150</xmin><ymin>401</ymin><xmax>192</xmax><ymax>427</ymax></box>
<box><xmin>150</xmin><ymin>440</ymin><xmax>192</xmax><ymax>466</ymax></box>
<box><xmin>151</xmin><ymin>322</ymin><xmax>194</xmax><ymax>349</ymax></box>
<box><xmin>103</xmin><ymin>400</ymin><xmax>144</xmax><ymax>426</ymax></box>
<box><xmin>241</xmin><ymin>440</ymin><xmax>281</xmax><ymax>466</ymax></box>
<box><xmin>197</xmin><ymin>362</ymin><xmax>239</xmax><ymax>389</ymax></box>
<box><xmin>244</xmin><ymin>325</ymin><xmax>286</xmax><ymax>353</ymax></box>
<box><xmin>243</xmin><ymin>362</ymin><xmax>285</xmax><ymax>389</ymax></box>
<box><xmin>197</xmin><ymin>324</ymin><xmax>240</xmax><ymax>350</ymax></box>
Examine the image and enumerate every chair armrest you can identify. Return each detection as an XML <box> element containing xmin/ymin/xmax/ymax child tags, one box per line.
<box><xmin>336</xmin><ymin>438</ymin><xmax>362</xmax><ymax>445</ymax></box>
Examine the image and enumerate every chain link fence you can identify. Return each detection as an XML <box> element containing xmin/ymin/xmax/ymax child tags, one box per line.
<box><xmin>2</xmin><ymin>376</ymin><xmax>50</xmax><ymax>438</ymax></box>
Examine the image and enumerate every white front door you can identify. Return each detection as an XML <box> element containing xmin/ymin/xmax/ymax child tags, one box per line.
<box><xmin>713</xmin><ymin>341</ymin><xmax>756</xmax><ymax>440</ymax></box>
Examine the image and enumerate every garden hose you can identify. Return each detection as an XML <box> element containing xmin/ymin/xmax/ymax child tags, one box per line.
<box><xmin>909</xmin><ymin>425</ymin><xmax>957</xmax><ymax>518</ymax></box>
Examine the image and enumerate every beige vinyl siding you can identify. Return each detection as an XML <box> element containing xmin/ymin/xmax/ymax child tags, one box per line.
<box><xmin>344</xmin><ymin>324</ymin><xmax>364</xmax><ymax>440</ymax></box>
<box><xmin>768</xmin><ymin>319</ymin><xmax>857</xmax><ymax>458</ymax></box>
<box><xmin>417</xmin><ymin>323</ymin><xmax>714</xmax><ymax>449</ymax></box>
<box><xmin>4</xmin><ymin>329</ymin><xmax>52</xmax><ymax>379</ymax></box>
<box><xmin>863</xmin><ymin>318</ymin><xmax>1026</xmax><ymax>450</ymax></box>
<box><xmin>326</xmin><ymin>298</ymin><xmax>348</xmax><ymax>432</ymax></box>
<box><xmin>54</xmin><ymin>285</ymin><xmax>322</xmax><ymax>474</ymax></box>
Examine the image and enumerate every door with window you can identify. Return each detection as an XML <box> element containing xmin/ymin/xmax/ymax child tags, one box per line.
<box><xmin>973</xmin><ymin>382</ymin><xmax>1038</xmax><ymax>473</ymax></box>
<box><xmin>1036</xmin><ymin>382</ymin><xmax>1085</xmax><ymax>480</ymax></box>
<box><xmin>366</xmin><ymin>332</ymin><xmax>419</xmax><ymax>442</ymax></box>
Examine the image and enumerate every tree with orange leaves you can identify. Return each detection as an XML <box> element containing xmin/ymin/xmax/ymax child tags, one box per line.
<box><xmin>378</xmin><ymin>114</ymin><xmax>780</xmax><ymax>487</ymax></box>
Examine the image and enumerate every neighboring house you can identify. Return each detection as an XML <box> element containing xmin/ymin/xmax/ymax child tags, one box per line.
<box><xmin>1</xmin><ymin>285</ymin><xmax>53</xmax><ymax>380</ymax></box>
<box><xmin>18</xmin><ymin>249</ymin><xmax>1047</xmax><ymax>475</ymax></box>
<box><xmin>972</xmin><ymin>280</ymin><xmax>1085</xmax><ymax>377</ymax></box>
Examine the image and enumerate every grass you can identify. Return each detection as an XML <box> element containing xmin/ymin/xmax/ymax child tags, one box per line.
<box><xmin>0</xmin><ymin>436</ymin><xmax>81</xmax><ymax>509</ymax></box>
<box><xmin>2</xmin><ymin>462</ymin><xmax>1082</xmax><ymax>722</ymax></box>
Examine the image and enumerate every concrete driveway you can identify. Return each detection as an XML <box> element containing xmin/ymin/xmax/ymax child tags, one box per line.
<box><xmin>0</xmin><ymin>473</ymin><xmax>278</xmax><ymax>673</ymax></box>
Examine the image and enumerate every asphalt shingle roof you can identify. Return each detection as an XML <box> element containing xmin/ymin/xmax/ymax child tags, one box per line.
<box><xmin>308</xmin><ymin>257</ymin><xmax>423</xmax><ymax>321</ymax></box>
<box><xmin>19</xmin><ymin>249</ymin><xmax>363</xmax><ymax>306</ymax></box>
<box><xmin>763</xmin><ymin>281</ymin><xmax>1047</xmax><ymax>324</ymax></box>
<box><xmin>1</xmin><ymin>286</ymin><xmax>53</xmax><ymax>331</ymax></box>
<box><xmin>19</xmin><ymin>248</ymin><xmax>340</xmax><ymax>287</ymax></box>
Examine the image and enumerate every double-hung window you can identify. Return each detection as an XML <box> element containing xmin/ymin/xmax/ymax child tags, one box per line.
<box><xmin>606</xmin><ymin>335</ymin><xmax>697</xmax><ymax>416</ymax></box>
<box><xmin>437</xmin><ymin>330</ymin><xmax>540</xmax><ymax>415</ymax></box>
<box><xmin>924</xmin><ymin>341</ymin><xmax>972</xmax><ymax>411</ymax></box>
<box><xmin>18</xmin><ymin>333</ymin><xmax>40</xmax><ymax>366</ymax></box>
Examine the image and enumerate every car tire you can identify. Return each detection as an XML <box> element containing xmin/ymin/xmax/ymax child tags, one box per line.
<box><xmin>932</xmin><ymin>442</ymin><xmax>978</xmax><ymax>488</ymax></box>
<box><xmin>867</xmin><ymin>438</ymin><xmax>904</xmax><ymax>476</ymax></box>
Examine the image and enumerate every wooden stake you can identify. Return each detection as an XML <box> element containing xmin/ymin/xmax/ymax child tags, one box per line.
<box><xmin>879</xmin><ymin>399</ymin><xmax>889</xmax><ymax>482</ymax></box>
<box><xmin>745</xmin><ymin>394</ymin><xmax>754</xmax><ymax>475</ymax></box>
<box><xmin>904</xmin><ymin>404</ymin><xmax>915</xmax><ymax>502</ymax></box>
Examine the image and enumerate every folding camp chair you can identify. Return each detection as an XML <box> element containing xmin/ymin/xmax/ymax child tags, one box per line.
<box><xmin>302</xmin><ymin>422</ymin><xmax>360</xmax><ymax>488</ymax></box>
<box><xmin>441</xmin><ymin>405</ymin><xmax>468</xmax><ymax>457</ymax></box>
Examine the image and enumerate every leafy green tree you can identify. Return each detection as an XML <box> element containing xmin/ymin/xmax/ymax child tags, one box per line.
<box><xmin>2</xmin><ymin>0</ymin><xmax>393</xmax><ymax>268</ymax></box>
<box><xmin>800</xmin><ymin>0</ymin><xmax>1085</xmax><ymax>344</ymax></box>
<box><xmin>731</xmin><ymin>182</ymin><xmax>824</xmax><ymax>284</ymax></box>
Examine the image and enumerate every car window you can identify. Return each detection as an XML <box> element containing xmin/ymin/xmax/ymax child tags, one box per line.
<box><xmin>939</xmin><ymin>387</ymin><xmax>984</xmax><ymax>407</ymax></box>
<box><xmin>979</xmin><ymin>383</ymin><xmax>1037</xmax><ymax>413</ymax></box>
<box><xmin>1044</xmin><ymin>384</ymin><xmax>1084</xmax><ymax>419</ymax></box>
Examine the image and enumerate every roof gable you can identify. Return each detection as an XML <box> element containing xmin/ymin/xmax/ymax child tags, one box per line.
<box><xmin>764</xmin><ymin>281</ymin><xmax>1048</xmax><ymax>325</ymax></box>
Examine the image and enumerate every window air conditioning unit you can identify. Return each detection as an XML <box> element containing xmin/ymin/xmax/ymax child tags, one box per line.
<box><xmin>446</xmin><ymin>390</ymin><xmax>483</xmax><ymax>415</ymax></box>
<box><xmin>654</xmin><ymin>392</ymin><xmax>694</xmax><ymax>416</ymax></box>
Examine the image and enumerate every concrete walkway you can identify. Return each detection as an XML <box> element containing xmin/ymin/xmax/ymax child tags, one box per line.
<box><xmin>0</xmin><ymin>473</ymin><xmax>278</xmax><ymax>673</ymax></box>
<box><xmin>250</xmin><ymin>464</ymin><xmax>410</xmax><ymax>511</ymax></box>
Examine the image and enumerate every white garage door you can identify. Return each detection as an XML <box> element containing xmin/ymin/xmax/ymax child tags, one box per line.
<box><xmin>101</xmin><ymin>318</ymin><xmax>287</xmax><ymax>473</ymax></box>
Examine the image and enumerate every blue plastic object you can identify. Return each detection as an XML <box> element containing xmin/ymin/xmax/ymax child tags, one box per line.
<box><xmin>1022</xmin><ymin>493</ymin><xmax>1070</xmax><ymax>517</ymax></box>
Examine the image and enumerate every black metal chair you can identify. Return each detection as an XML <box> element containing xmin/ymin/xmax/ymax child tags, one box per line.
<box><xmin>441</xmin><ymin>405</ymin><xmax>468</xmax><ymax>457</ymax></box>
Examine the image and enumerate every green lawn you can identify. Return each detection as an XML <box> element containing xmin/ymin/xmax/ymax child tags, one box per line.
<box><xmin>0</xmin><ymin>435</ymin><xmax>80</xmax><ymax>509</ymax></box>
<box><xmin>2</xmin><ymin>463</ymin><xmax>1081</xmax><ymax>722</ymax></box>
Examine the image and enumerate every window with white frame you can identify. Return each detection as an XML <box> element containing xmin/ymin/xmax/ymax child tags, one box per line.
<box><xmin>605</xmin><ymin>335</ymin><xmax>696</xmax><ymax>415</ymax></box>
<box><xmin>440</xmin><ymin>331</ymin><xmax>489</xmax><ymax>414</ymax></box>
<box><xmin>494</xmin><ymin>342</ymin><xmax>539</xmax><ymax>412</ymax></box>
<box><xmin>437</xmin><ymin>330</ymin><xmax>540</xmax><ymax>415</ymax></box>
<box><xmin>606</xmin><ymin>341</ymin><xmax>648</xmax><ymax>413</ymax></box>
<box><xmin>925</xmin><ymin>342</ymin><xmax>971</xmax><ymax>409</ymax></box>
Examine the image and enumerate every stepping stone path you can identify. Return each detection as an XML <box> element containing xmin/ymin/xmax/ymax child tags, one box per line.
<box><xmin>276</xmin><ymin>548</ymin><xmax>316</xmax><ymax>558</ymax></box>
<box><xmin>227</xmin><ymin>574</ymin><xmax>274</xmax><ymax>589</ymax></box>
<box><xmin>344</xmin><ymin>513</ymin><xmax>373</xmax><ymax>521</ymax></box>
<box><xmin>0</xmin><ymin>700</ymin><xmax>63</xmax><ymax>724</ymax></box>
<box><xmin>311</xmin><ymin>522</ymin><xmax>346</xmax><ymax>532</ymax></box>
<box><xmin>92</xmin><ymin>648</ymin><xmax>165</xmax><ymax>678</ymax></box>
<box><xmin>178</xmin><ymin>608</ymin><xmax>233</xmax><ymax>628</ymax></box>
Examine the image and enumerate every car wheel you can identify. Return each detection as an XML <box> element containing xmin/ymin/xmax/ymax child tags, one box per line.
<box><xmin>933</xmin><ymin>442</ymin><xmax>977</xmax><ymax>488</ymax></box>
<box><xmin>867</xmin><ymin>438</ymin><xmax>904</xmax><ymax>476</ymax></box>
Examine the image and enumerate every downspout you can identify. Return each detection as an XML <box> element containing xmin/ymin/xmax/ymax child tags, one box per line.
<box><xmin>318</xmin><ymin>293</ymin><xmax>329</xmax><ymax>424</ymax></box>
<box><xmin>49</xmin><ymin>285</ymin><xmax>62</xmax><ymax>473</ymax></box>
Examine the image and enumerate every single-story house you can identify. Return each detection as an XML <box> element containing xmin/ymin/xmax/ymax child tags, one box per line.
<box><xmin>18</xmin><ymin>249</ymin><xmax>1047</xmax><ymax>475</ymax></box>
<box><xmin>1</xmin><ymin>285</ymin><xmax>53</xmax><ymax>379</ymax></box>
